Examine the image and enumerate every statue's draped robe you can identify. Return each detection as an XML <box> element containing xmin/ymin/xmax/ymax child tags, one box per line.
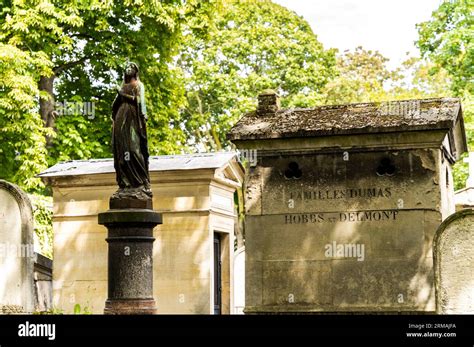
<box><xmin>111</xmin><ymin>82</ymin><xmax>150</xmax><ymax>190</ymax></box>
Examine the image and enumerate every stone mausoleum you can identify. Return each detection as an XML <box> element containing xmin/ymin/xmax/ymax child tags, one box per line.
<box><xmin>228</xmin><ymin>91</ymin><xmax>467</xmax><ymax>313</ymax></box>
<box><xmin>39</xmin><ymin>152</ymin><xmax>244</xmax><ymax>314</ymax></box>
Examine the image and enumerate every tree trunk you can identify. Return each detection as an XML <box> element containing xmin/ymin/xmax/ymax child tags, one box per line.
<box><xmin>39</xmin><ymin>75</ymin><xmax>56</xmax><ymax>146</ymax></box>
<box><xmin>210</xmin><ymin>124</ymin><xmax>222</xmax><ymax>150</ymax></box>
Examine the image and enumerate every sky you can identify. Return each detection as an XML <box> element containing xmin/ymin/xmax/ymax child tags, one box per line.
<box><xmin>273</xmin><ymin>0</ymin><xmax>442</xmax><ymax>68</ymax></box>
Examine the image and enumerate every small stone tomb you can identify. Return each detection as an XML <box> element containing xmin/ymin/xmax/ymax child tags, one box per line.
<box><xmin>228</xmin><ymin>92</ymin><xmax>467</xmax><ymax>313</ymax></box>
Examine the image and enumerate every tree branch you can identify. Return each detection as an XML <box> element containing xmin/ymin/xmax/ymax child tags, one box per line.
<box><xmin>53</xmin><ymin>56</ymin><xmax>90</xmax><ymax>75</ymax></box>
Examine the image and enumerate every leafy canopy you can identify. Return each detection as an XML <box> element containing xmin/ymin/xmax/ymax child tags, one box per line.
<box><xmin>178</xmin><ymin>0</ymin><xmax>337</xmax><ymax>150</ymax></box>
<box><xmin>416</xmin><ymin>0</ymin><xmax>473</xmax><ymax>95</ymax></box>
<box><xmin>0</xmin><ymin>0</ymin><xmax>217</xmax><ymax>191</ymax></box>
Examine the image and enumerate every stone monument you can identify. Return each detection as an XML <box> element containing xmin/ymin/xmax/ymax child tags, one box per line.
<box><xmin>228</xmin><ymin>91</ymin><xmax>467</xmax><ymax>313</ymax></box>
<box><xmin>98</xmin><ymin>62</ymin><xmax>162</xmax><ymax>314</ymax></box>
<box><xmin>0</xmin><ymin>180</ymin><xmax>35</xmax><ymax>313</ymax></box>
<box><xmin>434</xmin><ymin>209</ymin><xmax>474</xmax><ymax>313</ymax></box>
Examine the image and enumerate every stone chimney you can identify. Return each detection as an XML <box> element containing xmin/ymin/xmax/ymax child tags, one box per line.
<box><xmin>257</xmin><ymin>90</ymin><xmax>280</xmax><ymax>116</ymax></box>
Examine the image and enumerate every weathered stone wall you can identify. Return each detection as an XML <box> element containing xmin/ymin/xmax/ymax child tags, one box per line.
<box><xmin>434</xmin><ymin>209</ymin><xmax>474</xmax><ymax>314</ymax></box>
<box><xmin>244</xmin><ymin>145</ymin><xmax>449</xmax><ymax>313</ymax></box>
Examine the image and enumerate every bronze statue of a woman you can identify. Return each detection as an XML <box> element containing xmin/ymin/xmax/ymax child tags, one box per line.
<box><xmin>100</xmin><ymin>63</ymin><xmax>161</xmax><ymax>315</ymax></box>
<box><xmin>110</xmin><ymin>62</ymin><xmax>152</xmax><ymax>206</ymax></box>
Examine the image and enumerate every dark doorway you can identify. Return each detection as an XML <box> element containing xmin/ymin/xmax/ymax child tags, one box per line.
<box><xmin>213</xmin><ymin>233</ymin><xmax>222</xmax><ymax>315</ymax></box>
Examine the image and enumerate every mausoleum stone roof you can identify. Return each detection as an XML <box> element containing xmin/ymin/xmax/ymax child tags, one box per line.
<box><xmin>38</xmin><ymin>152</ymin><xmax>240</xmax><ymax>178</ymax></box>
<box><xmin>228</xmin><ymin>98</ymin><xmax>463</xmax><ymax>140</ymax></box>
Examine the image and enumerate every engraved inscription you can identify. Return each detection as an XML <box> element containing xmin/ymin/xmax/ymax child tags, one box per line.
<box><xmin>289</xmin><ymin>187</ymin><xmax>392</xmax><ymax>201</ymax></box>
<box><xmin>284</xmin><ymin>210</ymin><xmax>399</xmax><ymax>224</ymax></box>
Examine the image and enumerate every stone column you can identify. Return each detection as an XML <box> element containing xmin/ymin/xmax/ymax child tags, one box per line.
<box><xmin>99</xmin><ymin>200</ymin><xmax>161</xmax><ymax>314</ymax></box>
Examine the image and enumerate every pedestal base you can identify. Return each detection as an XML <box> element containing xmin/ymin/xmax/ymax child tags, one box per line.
<box><xmin>104</xmin><ymin>298</ymin><xmax>157</xmax><ymax>315</ymax></box>
<box><xmin>98</xmin><ymin>208</ymin><xmax>162</xmax><ymax>315</ymax></box>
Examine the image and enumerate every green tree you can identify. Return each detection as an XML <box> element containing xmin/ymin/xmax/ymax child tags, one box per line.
<box><xmin>316</xmin><ymin>47</ymin><xmax>450</xmax><ymax>104</ymax></box>
<box><xmin>0</xmin><ymin>43</ymin><xmax>52</xmax><ymax>190</ymax></box>
<box><xmin>178</xmin><ymin>0</ymin><xmax>336</xmax><ymax>151</ymax></box>
<box><xmin>388</xmin><ymin>57</ymin><xmax>452</xmax><ymax>100</ymax></box>
<box><xmin>0</xmin><ymin>0</ymin><xmax>217</xmax><ymax>191</ymax></box>
<box><xmin>416</xmin><ymin>0</ymin><xmax>473</xmax><ymax>189</ymax></box>
<box><xmin>416</xmin><ymin>0</ymin><xmax>473</xmax><ymax>95</ymax></box>
<box><xmin>320</xmin><ymin>46</ymin><xmax>401</xmax><ymax>105</ymax></box>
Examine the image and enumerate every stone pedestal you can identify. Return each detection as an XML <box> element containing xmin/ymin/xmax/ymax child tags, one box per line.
<box><xmin>98</xmin><ymin>203</ymin><xmax>162</xmax><ymax>315</ymax></box>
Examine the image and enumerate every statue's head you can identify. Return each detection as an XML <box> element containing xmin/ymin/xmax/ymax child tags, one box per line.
<box><xmin>124</xmin><ymin>62</ymin><xmax>139</xmax><ymax>83</ymax></box>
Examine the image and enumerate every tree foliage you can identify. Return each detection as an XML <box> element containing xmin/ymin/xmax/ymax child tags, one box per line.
<box><xmin>0</xmin><ymin>0</ymin><xmax>218</xmax><ymax>191</ymax></box>
<box><xmin>416</xmin><ymin>0</ymin><xmax>473</xmax><ymax>189</ymax></box>
<box><xmin>321</xmin><ymin>47</ymin><xmax>400</xmax><ymax>105</ymax></box>
<box><xmin>30</xmin><ymin>193</ymin><xmax>53</xmax><ymax>259</ymax></box>
<box><xmin>416</xmin><ymin>0</ymin><xmax>473</xmax><ymax>95</ymax></box>
<box><xmin>0</xmin><ymin>43</ymin><xmax>52</xmax><ymax>190</ymax></box>
<box><xmin>178</xmin><ymin>0</ymin><xmax>336</xmax><ymax>151</ymax></box>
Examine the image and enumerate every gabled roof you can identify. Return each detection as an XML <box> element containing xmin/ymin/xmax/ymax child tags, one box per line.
<box><xmin>38</xmin><ymin>152</ymin><xmax>241</xmax><ymax>178</ymax></box>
